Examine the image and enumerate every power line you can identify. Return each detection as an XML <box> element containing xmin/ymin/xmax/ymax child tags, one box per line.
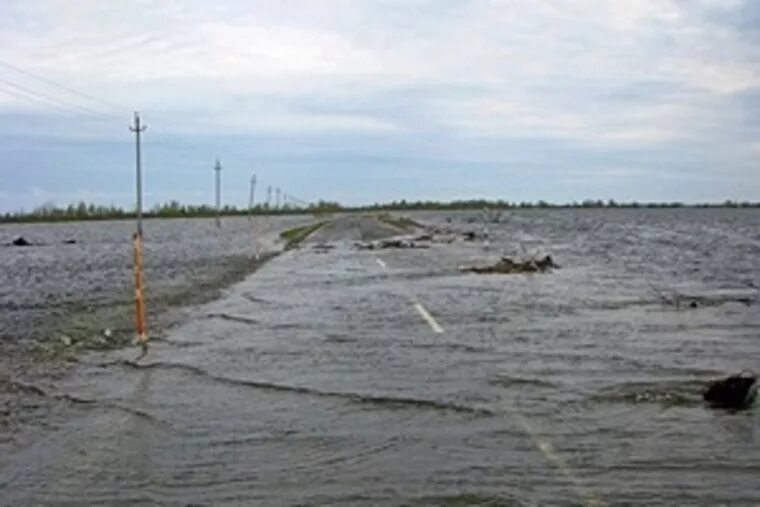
<box><xmin>0</xmin><ymin>87</ymin><xmax>120</xmax><ymax>140</ymax></box>
<box><xmin>0</xmin><ymin>85</ymin><xmax>111</xmax><ymax>126</ymax></box>
<box><xmin>0</xmin><ymin>58</ymin><xmax>127</xmax><ymax>114</ymax></box>
<box><xmin>0</xmin><ymin>78</ymin><xmax>115</xmax><ymax>121</ymax></box>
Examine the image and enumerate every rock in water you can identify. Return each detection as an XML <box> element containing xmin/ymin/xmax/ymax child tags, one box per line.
<box><xmin>703</xmin><ymin>372</ymin><xmax>757</xmax><ymax>409</ymax></box>
<box><xmin>535</xmin><ymin>255</ymin><xmax>558</xmax><ymax>271</ymax></box>
<box><xmin>12</xmin><ymin>236</ymin><xmax>31</xmax><ymax>247</ymax></box>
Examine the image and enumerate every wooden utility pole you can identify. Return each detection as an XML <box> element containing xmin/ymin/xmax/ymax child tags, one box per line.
<box><xmin>129</xmin><ymin>112</ymin><xmax>148</xmax><ymax>353</ymax></box>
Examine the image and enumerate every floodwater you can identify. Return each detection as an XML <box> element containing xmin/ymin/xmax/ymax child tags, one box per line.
<box><xmin>1</xmin><ymin>209</ymin><xmax>759</xmax><ymax>505</ymax></box>
<box><xmin>0</xmin><ymin>215</ymin><xmax>307</xmax><ymax>349</ymax></box>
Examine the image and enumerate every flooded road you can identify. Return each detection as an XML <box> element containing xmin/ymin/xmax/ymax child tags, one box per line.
<box><xmin>2</xmin><ymin>210</ymin><xmax>760</xmax><ymax>505</ymax></box>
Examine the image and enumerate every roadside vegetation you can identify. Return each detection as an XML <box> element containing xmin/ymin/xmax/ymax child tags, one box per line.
<box><xmin>375</xmin><ymin>212</ymin><xmax>423</xmax><ymax>231</ymax></box>
<box><xmin>3</xmin><ymin>198</ymin><xmax>759</xmax><ymax>224</ymax></box>
<box><xmin>280</xmin><ymin>222</ymin><xmax>325</xmax><ymax>250</ymax></box>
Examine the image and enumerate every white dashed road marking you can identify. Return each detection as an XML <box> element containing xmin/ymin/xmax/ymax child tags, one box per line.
<box><xmin>413</xmin><ymin>302</ymin><xmax>445</xmax><ymax>334</ymax></box>
<box><xmin>373</xmin><ymin>252</ymin><xmax>600</xmax><ymax>504</ymax></box>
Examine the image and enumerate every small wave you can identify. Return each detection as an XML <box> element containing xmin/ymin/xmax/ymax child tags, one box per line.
<box><xmin>405</xmin><ymin>342</ymin><xmax>487</xmax><ymax>353</ymax></box>
<box><xmin>271</xmin><ymin>322</ymin><xmax>304</xmax><ymax>330</ymax></box>
<box><xmin>587</xmin><ymin>379</ymin><xmax>707</xmax><ymax>407</ymax></box>
<box><xmin>203</xmin><ymin>313</ymin><xmax>259</xmax><ymax>325</ymax></box>
<box><xmin>107</xmin><ymin>360</ymin><xmax>492</xmax><ymax>416</ymax></box>
<box><xmin>342</xmin><ymin>393</ymin><xmax>492</xmax><ymax>415</ymax></box>
<box><xmin>404</xmin><ymin>493</ymin><xmax>523</xmax><ymax>506</ymax></box>
<box><xmin>489</xmin><ymin>375</ymin><xmax>558</xmax><ymax>389</ymax></box>
<box><xmin>324</xmin><ymin>334</ymin><xmax>358</xmax><ymax>344</ymax></box>
<box><xmin>587</xmin><ymin>292</ymin><xmax>756</xmax><ymax>312</ymax></box>
<box><xmin>241</xmin><ymin>292</ymin><xmax>275</xmax><ymax>305</ymax></box>
<box><xmin>0</xmin><ymin>376</ymin><xmax>173</xmax><ymax>430</ymax></box>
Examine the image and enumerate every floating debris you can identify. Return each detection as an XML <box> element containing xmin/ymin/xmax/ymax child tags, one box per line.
<box><xmin>11</xmin><ymin>236</ymin><xmax>32</xmax><ymax>247</ymax></box>
<box><xmin>462</xmin><ymin>255</ymin><xmax>558</xmax><ymax>275</ymax></box>
<box><xmin>462</xmin><ymin>230</ymin><xmax>489</xmax><ymax>242</ymax></box>
<box><xmin>63</xmin><ymin>239</ymin><xmax>77</xmax><ymax>245</ymax></box>
<box><xmin>312</xmin><ymin>243</ymin><xmax>335</xmax><ymax>253</ymax></box>
<box><xmin>355</xmin><ymin>238</ymin><xmax>431</xmax><ymax>250</ymax></box>
<box><xmin>703</xmin><ymin>372</ymin><xmax>757</xmax><ymax>410</ymax></box>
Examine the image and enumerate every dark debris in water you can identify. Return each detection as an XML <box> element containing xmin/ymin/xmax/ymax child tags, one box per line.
<box><xmin>6</xmin><ymin>236</ymin><xmax>75</xmax><ymax>247</ymax></box>
<box><xmin>355</xmin><ymin>238</ymin><xmax>431</xmax><ymax>250</ymax></box>
<box><xmin>704</xmin><ymin>372</ymin><xmax>757</xmax><ymax>410</ymax></box>
<box><xmin>651</xmin><ymin>287</ymin><xmax>756</xmax><ymax>310</ymax></box>
<box><xmin>312</xmin><ymin>243</ymin><xmax>335</xmax><ymax>253</ymax></box>
<box><xmin>462</xmin><ymin>255</ymin><xmax>558</xmax><ymax>275</ymax></box>
<box><xmin>11</xmin><ymin>236</ymin><xmax>32</xmax><ymax>247</ymax></box>
<box><xmin>462</xmin><ymin>230</ymin><xmax>489</xmax><ymax>242</ymax></box>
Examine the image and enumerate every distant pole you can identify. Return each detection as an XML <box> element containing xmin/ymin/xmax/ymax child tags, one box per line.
<box><xmin>129</xmin><ymin>112</ymin><xmax>147</xmax><ymax>236</ymax></box>
<box><xmin>214</xmin><ymin>158</ymin><xmax>222</xmax><ymax>228</ymax></box>
<box><xmin>249</xmin><ymin>173</ymin><xmax>259</xmax><ymax>259</ymax></box>
<box><xmin>266</xmin><ymin>186</ymin><xmax>272</xmax><ymax>209</ymax></box>
<box><xmin>276</xmin><ymin>188</ymin><xmax>282</xmax><ymax>209</ymax></box>
<box><xmin>248</xmin><ymin>173</ymin><xmax>256</xmax><ymax>221</ymax></box>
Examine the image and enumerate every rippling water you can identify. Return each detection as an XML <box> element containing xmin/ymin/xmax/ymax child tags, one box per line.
<box><xmin>0</xmin><ymin>215</ymin><xmax>306</xmax><ymax>347</ymax></box>
<box><xmin>1</xmin><ymin>209</ymin><xmax>759</xmax><ymax>505</ymax></box>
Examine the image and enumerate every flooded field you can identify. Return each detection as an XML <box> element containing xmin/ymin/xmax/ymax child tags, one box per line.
<box><xmin>1</xmin><ymin>209</ymin><xmax>759</xmax><ymax>505</ymax></box>
<box><xmin>0</xmin><ymin>215</ymin><xmax>309</xmax><ymax>350</ymax></box>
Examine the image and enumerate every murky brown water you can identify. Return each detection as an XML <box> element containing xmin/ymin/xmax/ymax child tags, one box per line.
<box><xmin>2</xmin><ymin>210</ymin><xmax>759</xmax><ymax>505</ymax></box>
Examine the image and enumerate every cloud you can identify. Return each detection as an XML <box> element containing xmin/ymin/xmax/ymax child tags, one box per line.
<box><xmin>0</xmin><ymin>0</ymin><xmax>758</xmax><ymax>208</ymax></box>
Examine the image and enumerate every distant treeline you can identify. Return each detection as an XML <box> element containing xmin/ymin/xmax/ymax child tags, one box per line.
<box><xmin>2</xmin><ymin>198</ymin><xmax>759</xmax><ymax>224</ymax></box>
<box><xmin>0</xmin><ymin>200</ymin><xmax>317</xmax><ymax>224</ymax></box>
<box><xmin>349</xmin><ymin>199</ymin><xmax>760</xmax><ymax>211</ymax></box>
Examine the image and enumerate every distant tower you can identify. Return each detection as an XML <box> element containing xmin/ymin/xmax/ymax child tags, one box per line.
<box><xmin>248</xmin><ymin>173</ymin><xmax>256</xmax><ymax>220</ymax></box>
<box><xmin>214</xmin><ymin>158</ymin><xmax>222</xmax><ymax>228</ymax></box>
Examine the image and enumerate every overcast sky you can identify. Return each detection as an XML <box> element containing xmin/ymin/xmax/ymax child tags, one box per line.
<box><xmin>0</xmin><ymin>0</ymin><xmax>757</xmax><ymax>211</ymax></box>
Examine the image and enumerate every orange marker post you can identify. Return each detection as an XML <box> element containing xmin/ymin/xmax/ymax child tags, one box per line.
<box><xmin>133</xmin><ymin>232</ymin><xmax>148</xmax><ymax>352</ymax></box>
